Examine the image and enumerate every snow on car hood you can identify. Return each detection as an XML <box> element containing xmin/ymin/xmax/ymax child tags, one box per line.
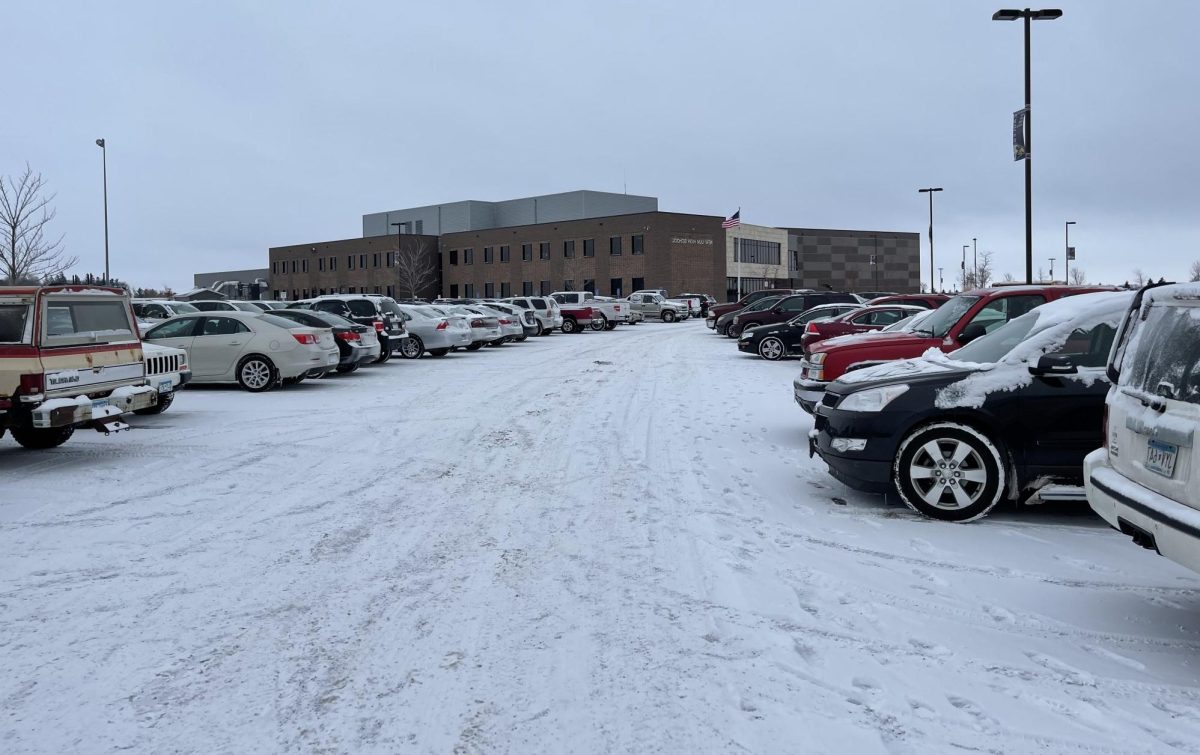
<box><xmin>811</xmin><ymin>331</ymin><xmax>936</xmax><ymax>353</ymax></box>
<box><xmin>835</xmin><ymin>351</ymin><xmax>965</xmax><ymax>385</ymax></box>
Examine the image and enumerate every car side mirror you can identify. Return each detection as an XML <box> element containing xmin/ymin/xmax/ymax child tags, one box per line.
<box><xmin>1029</xmin><ymin>354</ymin><xmax>1078</xmax><ymax>377</ymax></box>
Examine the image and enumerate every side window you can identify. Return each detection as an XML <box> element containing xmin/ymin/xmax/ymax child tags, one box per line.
<box><xmin>866</xmin><ymin>310</ymin><xmax>904</xmax><ymax>326</ymax></box>
<box><xmin>201</xmin><ymin>317</ymin><xmax>249</xmax><ymax>336</ymax></box>
<box><xmin>0</xmin><ymin>304</ymin><xmax>30</xmax><ymax>341</ymax></box>
<box><xmin>1051</xmin><ymin>323</ymin><xmax>1117</xmax><ymax>368</ymax></box>
<box><xmin>962</xmin><ymin>295</ymin><xmax>1046</xmax><ymax>340</ymax></box>
<box><xmin>314</xmin><ymin>301</ymin><xmax>345</xmax><ymax>315</ymax></box>
<box><xmin>780</xmin><ymin>298</ymin><xmax>809</xmax><ymax>312</ymax></box>
<box><xmin>147</xmin><ymin>305</ymin><xmax>168</xmax><ymax>319</ymax></box>
<box><xmin>146</xmin><ymin>318</ymin><xmax>197</xmax><ymax>339</ymax></box>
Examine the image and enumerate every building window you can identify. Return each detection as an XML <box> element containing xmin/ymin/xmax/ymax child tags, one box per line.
<box><xmin>500</xmin><ymin>245</ymin><xmax>511</xmax><ymax>263</ymax></box>
<box><xmin>359</xmin><ymin>254</ymin><xmax>367</xmax><ymax>268</ymax></box>
<box><xmin>415</xmin><ymin>220</ymin><xmax>423</xmax><ymax>234</ymax></box>
<box><xmin>373</xmin><ymin>253</ymin><xmax>380</xmax><ymax>268</ymax></box>
<box><xmin>539</xmin><ymin>280</ymin><xmax>550</xmax><ymax>296</ymax></box>
<box><xmin>348</xmin><ymin>286</ymin><xmax>356</xmax><ymax>294</ymax></box>
<box><xmin>610</xmin><ymin>278</ymin><xmax>623</xmax><ymax>296</ymax></box>
<box><xmin>386</xmin><ymin>285</ymin><xmax>395</xmax><ymax>297</ymax></box>
<box><xmin>464</xmin><ymin>283</ymin><xmax>475</xmax><ymax>298</ymax></box>
<box><xmin>522</xmin><ymin>281</ymin><xmax>533</xmax><ymax>296</ymax></box>
<box><xmin>632</xmin><ymin>277</ymin><xmax>645</xmax><ymax>291</ymax></box>
<box><xmin>736</xmin><ymin>238</ymin><xmax>782</xmax><ymax>265</ymax></box>
<box><xmin>564</xmin><ymin>279</ymin><xmax>574</xmax><ymax>290</ymax></box>
<box><xmin>302</xmin><ymin>259</ymin><xmax>308</xmax><ymax>273</ymax></box>
<box><xmin>500</xmin><ymin>282</ymin><xmax>511</xmax><ymax>297</ymax></box>
<box><xmin>449</xmin><ymin>249</ymin><xmax>458</xmax><ymax>265</ymax></box>
<box><xmin>563</xmin><ymin>240</ymin><xmax>575</xmax><ymax>258</ymax></box>
<box><xmin>583</xmin><ymin>279</ymin><xmax>595</xmax><ymax>293</ymax></box>
<box><xmin>521</xmin><ymin>243</ymin><xmax>532</xmax><ymax>261</ymax></box>
<box><xmin>484</xmin><ymin>282</ymin><xmax>495</xmax><ymax>298</ymax></box>
<box><xmin>583</xmin><ymin>238</ymin><xmax>595</xmax><ymax>257</ymax></box>
<box><xmin>632</xmin><ymin>234</ymin><xmax>644</xmax><ymax>255</ymax></box>
<box><xmin>348</xmin><ymin>255</ymin><xmax>354</xmax><ymax>271</ymax></box>
<box><xmin>318</xmin><ymin>258</ymin><xmax>325</xmax><ymax>272</ymax></box>
<box><xmin>387</xmin><ymin>252</ymin><xmax>394</xmax><ymax>267</ymax></box>
<box><xmin>610</xmin><ymin>236</ymin><xmax>622</xmax><ymax>255</ymax></box>
<box><xmin>292</xmin><ymin>290</ymin><xmax>298</xmax><ymax>300</ymax></box>
<box><xmin>290</xmin><ymin>260</ymin><xmax>297</xmax><ymax>273</ymax></box>
<box><xmin>449</xmin><ymin>284</ymin><xmax>459</xmax><ymax>297</ymax></box>
<box><xmin>464</xmin><ymin>248</ymin><xmax>474</xmax><ymax>265</ymax></box>
<box><xmin>539</xmin><ymin>242</ymin><xmax>550</xmax><ymax>260</ymax></box>
<box><xmin>484</xmin><ymin>246</ymin><xmax>494</xmax><ymax>264</ymax></box>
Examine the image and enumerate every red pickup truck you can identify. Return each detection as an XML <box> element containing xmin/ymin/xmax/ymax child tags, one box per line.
<box><xmin>795</xmin><ymin>285</ymin><xmax>1114</xmax><ymax>413</ymax></box>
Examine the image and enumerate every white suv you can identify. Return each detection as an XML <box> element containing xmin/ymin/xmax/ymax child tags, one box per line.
<box><xmin>1085</xmin><ymin>283</ymin><xmax>1200</xmax><ymax>574</ymax></box>
<box><xmin>502</xmin><ymin>296</ymin><xmax>563</xmax><ymax>336</ymax></box>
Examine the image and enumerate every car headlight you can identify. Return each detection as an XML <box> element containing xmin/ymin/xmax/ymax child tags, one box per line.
<box><xmin>809</xmin><ymin>352</ymin><xmax>827</xmax><ymax>365</ymax></box>
<box><xmin>837</xmin><ymin>384</ymin><xmax>909</xmax><ymax>413</ymax></box>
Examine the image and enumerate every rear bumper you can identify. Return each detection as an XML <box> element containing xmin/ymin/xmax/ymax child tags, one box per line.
<box><xmin>32</xmin><ymin>385</ymin><xmax>158</xmax><ymax>429</ymax></box>
<box><xmin>1086</xmin><ymin>450</ymin><xmax>1200</xmax><ymax>574</ymax></box>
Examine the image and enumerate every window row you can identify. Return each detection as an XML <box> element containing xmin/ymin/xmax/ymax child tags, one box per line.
<box><xmin>273</xmin><ymin>252</ymin><xmax>403</xmax><ymax>275</ymax></box>
<box><xmin>446</xmin><ymin>277</ymin><xmax>646</xmax><ymax>299</ymax></box>
<box><xmin>735</xmin><ymin>238</ymin><xmax>782</xmax><ymax>266</ymax></box>
<box><xmin>278</xmin><ymin>285</ymin><xmax>394</xmax><ymax>300</ymax></box>
<box><xmin>449</xmin><ymin>235</ymin><xmax>644</xmax><ymax>265</ymax></box>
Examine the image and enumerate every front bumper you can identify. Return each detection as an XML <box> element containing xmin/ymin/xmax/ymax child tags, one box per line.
<box><xmin>810</xmin><ymin>401</ymin><xmax>906</xmax><ymax>495</ymax></box>
<box><xmin>32</xmin><ymin>384</ymin><xmax>159</xmax><ymax>429</ymax></box>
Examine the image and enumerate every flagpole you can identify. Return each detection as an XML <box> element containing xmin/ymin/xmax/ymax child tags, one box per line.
<box><xmin>735</xmin><ymin>207</ymin><xmax>741</xmax><ymax>300</ymax></box>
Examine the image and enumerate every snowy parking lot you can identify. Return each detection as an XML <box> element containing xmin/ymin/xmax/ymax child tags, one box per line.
<box><xmin>4</xmin><ymin>320</ymin><xmax>1200</xmax><ymax>754</ymax></box>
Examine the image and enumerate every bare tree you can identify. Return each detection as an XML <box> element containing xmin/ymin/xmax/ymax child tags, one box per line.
<box><xmin>1189</xmin><ymin>260</ymin><xmax>1200</xmax><ymax>282</ymax></box>
<box><xmin>0</xmin><ymin>165</ymin><xmax>76</xmax><ymax>284</ymax></box>
<box><xmin>1069</xmin><ymin>267</ymin><xmax>1087</xmax><ymax>285</ymax></box>
<box><xmin>1131</xmin><ymin>268</ymin><xmax>1146</xmax><ymax>287</ymax></box>
<box><xmin>1001</xmin><ymin>272</ymin><xmax>1016</xmax><ymax>283</ymax></box>
<box><xmin>395</xmin><ymin>237</ymin><xmax>438</xmax><ymax>299</ymax></box>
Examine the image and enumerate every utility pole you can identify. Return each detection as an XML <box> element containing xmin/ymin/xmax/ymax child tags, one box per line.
<box><xmin>96</xmin><ymin>139</ymin><xmax>109</xmax><ymax>282</ymax></box>
<box><xmin>918</xmin><ymin>187</ymin><xmax>943</xmax><ymax>294</ymax></box>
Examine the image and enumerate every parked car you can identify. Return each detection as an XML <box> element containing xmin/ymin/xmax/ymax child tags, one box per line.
<box><xmin>394</xmin><ymin>304</ymin><xmax>472</xmax><ymax>358</ymax></box>
<box><xmin>626</xmin><ymin>292</ymin><xmax>685</xmax><ymax>323</ymax></box>
<box><xmin>728</xmin><ymin>291</ymin><xmax>860</xmax><ymax>338</ymax></box>
<box><xmin>714</xmin><ymin>296</ymin><xmax>783</xmax><ymax>336</ymax></box>
<box><xmin>1086</xmin><ymin>283</ymin><xmax>1200</xmax><ymax>573</ymax></box>
<box><xmin>677</xmin><ymin>293</ymin><xmax>715</xmax><ymax>316</ymax></box>
<box><xmin>132</xmin><ymin>299</ymin><xmax>202</xmax><ymax>321</ymax></box>
<box><xmin>248</xmin><ymin>301</ymin><xmax>288</xmax><ymax>311</ymax></box>
<box><xmin>503</xmin><ymin>296</ymin><xmax>563</xmax><ymax>336</ymax></box>
<box><xmin>142</xmin><ymin>312</ymin><xmax>339</xmax><ymax>391</ymax></box>
<box><xmin>430</xmin><ymin>305</ymin><xmax>503</xmax><ymax>349</ymax></box>
<box><xmin>667</xmin><ymin>295</ymin><xmax>702</xmax><ymax>318</ymax></box>
<box><xmin>865</xmin><ymin>294</ymin><xmax>949</xmax><ymax>309</ymax></box>
<box><xmin>558</xmin><ymin>304</ymin><xmax>606</xmax><ymax>333</ymax></box>
<box><xmin>267</xmin><ymin>308</ymin><xmax>380</xmax><ymax>373</ymax></box>
<box><xmin>795</xmin><ymin>285</ymin><xmax>1115</xmax><ymax>413</ymax></box>
<box><xmin>810</xmin><ymin>291</ymin><xmax>1131</xmax><ymax>522</ymax></box>
<box><xmin>467</xmin><ymin>303</ymin><xmax>525</xmax><ymax>342</ymax></box>
<box><xmin>189</xmin><ymin>299</ymin><xmax>265</xmax><ymax>313</ymax></box>
<box><xmin>551</xmin><ymin>291</ymin><xmax>629</xmax><ymax>330</ymax></box>
<box><xmin>799</xmin><ymin>305</ymin><xmax>926</xmax><ymax>350</ymax></box>
<box><xmin>296</xmin><ymin>295</ymin><xmax>407</xmax><ymax>363</ymax></box>
<box><xmin>706</xmin><ymin>289</ymin><xmax>800</xmax><ymax>328</ymax></box>
<box><xmin>736</xmin><ymin>303</ymin><xmax>867</xmax><ymax>360</ymax></box>
<box><xmin>0</xmin><ymin>286</ymin><xmax>159</xmax><ymax>448</ymax></box>
<box><xmin>482</xmin><ymin>301</ymin><xmax>538</xmax><ymax>339</ymax></box>
<box><xmin>137</xmin><ymin>342</ymin><xmax>191</xmax><ymax>415</ymax></box>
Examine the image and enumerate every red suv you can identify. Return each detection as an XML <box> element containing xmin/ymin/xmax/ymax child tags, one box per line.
<box><xmin>795</xmin><ymin>285</ymin><xmax>1115</xmax><ymax>413</ymax></box>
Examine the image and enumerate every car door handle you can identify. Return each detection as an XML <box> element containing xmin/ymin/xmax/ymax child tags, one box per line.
<box><xmin>228</xmin><ymin>341</ymin><xmax>242</xmax><ymax>345</ymax></box>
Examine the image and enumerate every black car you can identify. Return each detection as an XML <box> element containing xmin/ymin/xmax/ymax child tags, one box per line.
<box><xmin>808</xmin><ymin>292</ymin><xmax>1131</xmax><ymax>522</ymax></box>
<box><xmin>268</xmin><ymin>309</ymin><xmax>378</xmax><ymax>374</ymax></box>
<box><xmin>297</xmin><ymin>295</ymin><xmax>407</xmax><ymax>363</ymax></box>
<box><xmin>726</xmin><ymin>291</ymin><xmax>860</xmax><ymax>338</ymax></box>
<box><xmin>737</xmin><ymin>303</ymin><xmax>863</xmax><ymax>359</ymax></box>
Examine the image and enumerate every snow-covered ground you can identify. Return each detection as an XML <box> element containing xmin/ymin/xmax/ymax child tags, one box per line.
<box><xmin>3</xmin><ymin>321</ymin><xmax>1200</xmax><ymax>754</ymax></box>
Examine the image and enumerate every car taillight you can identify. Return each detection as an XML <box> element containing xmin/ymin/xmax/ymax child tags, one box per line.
<box><xmin>19</xmin><ymin>373</ymin><xmax>43</xmax><ymax>394</ymax></box>
<box><xmin>499</xmin><ymin>318</ymin><xmax>511</xmax><ymax>325</ymax></box>
<box><xmin>336</xmin><ymin>331</ymin><xmax>361</xmax><ymax>342</ymax></box>
<box><xmin>436</xmin><ymin>320</ymin><xmax>448</xmax><ymax>330</ymax></box>
<box><xmin>805</xmin><ymin>323</ymin><xmax>819</xmax><ymax>333</ymax></box>
<box><xmin>374</xmin><ymin>318</ymin><xmax>385</xmax><ymax>332</ymax></box>
<box><xmin>293</xmin><ymin>333</ymin><xmax>318</xmax><ymax>345</ymax></box>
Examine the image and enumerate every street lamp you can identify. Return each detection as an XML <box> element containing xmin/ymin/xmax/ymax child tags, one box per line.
<box><xmin>918</xmin><ymin>187</ymin><xmax>943</xmax><ymax>294</ymax></box>
<box><xmin>95</xmin><ymin>138</ymin><xmax>109</xmax><ymax>282</ymax></box>
<box><xmin>1065</xmin><ymin>220</ymin><xmax>1076</xmax><ymax>284</ymax></box>
<box><xmin>972</xmin><ymin>237</ymin><xmax>978</xmax><ymax>286</ymax></box>
<box><xmin>962</xmin><ymin>244</ymin><xmax>969</xmax><ymax>289</ymax></box>
<box><xmin>992</xmin><ymin>7</ymin><xmax>1063</xmax><ymax>285</ymax></box>
<box><xmin>1048</xmin><ymin>257</ymin><xmax>1056</xmax><ymax>282</ymax></box>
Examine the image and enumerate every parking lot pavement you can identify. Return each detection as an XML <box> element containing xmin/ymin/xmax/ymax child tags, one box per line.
<box><xmin>3</xmin><ymin>321</ymin><xmax>1200</xmax><ymax>753</ymax></box>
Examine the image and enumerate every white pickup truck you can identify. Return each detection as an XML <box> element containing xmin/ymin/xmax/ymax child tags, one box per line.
<box><xmin>550</xmin><ymin>291</ymin><xmax>628</xmax><ymax>331</ymax></box>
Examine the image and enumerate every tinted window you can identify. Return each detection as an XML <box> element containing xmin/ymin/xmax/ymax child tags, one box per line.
<box><xmin>743</xmin><ymin>296</ymin><xmax>783</xmax><ymax>313</ymax></box>
<box><xmin>260</xmin><ymin>313</ymin><xmax>308</xmax><ymax>330</ymax></box>
<box><xmin>200</xmin><ymin>317</ymin><xmax>250</xmax><ymax>336</ymax></box>
<box><xmin>778</xmin><ymin>297</ymin><xmax>810</xmax><ymax>312</ymax></box>
<box><xmin>347</xmin><ymin>300</ymin><xmax>377</xmax><ymax>317</ymax></box>
<box><xmin>0</xmin><ymin>304</ymin><xmax>30</xmax><ymax>342</ymax></box>
<box><xmin>961</xmin><ymin>295</ymin><xmax>1045</xmax><ymax>341</ymax></box>
<box><xmin>531</xmin><ymin>299</ymin><xmax>547</xmax><ymax>310</ymax></box>
<box><xmin>146</xmin><ymin>318</ymin><xmax>199</xmax><ymax>339</ymax></box>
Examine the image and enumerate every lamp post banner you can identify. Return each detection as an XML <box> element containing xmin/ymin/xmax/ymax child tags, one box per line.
<box><xmin>1013</xmin><ymin>107</ymin><xmax>1030</xmax><ymax>161</ymax></box>
<box><xmin>1067</xmin><ymin>246</ymin><xmax>1076</xmax><ymax>260</ymax></box>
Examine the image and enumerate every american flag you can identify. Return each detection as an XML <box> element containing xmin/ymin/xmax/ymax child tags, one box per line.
<box><xmin>721</xmin><ymin>210</ymin><xmax>741</xmax><ymax>229</ymax></box>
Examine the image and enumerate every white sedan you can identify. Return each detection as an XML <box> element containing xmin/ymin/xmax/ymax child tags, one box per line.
<box><xmin>142</xmin><ymin>311</ymin><xmax>340</xmax><ymax>392</ymax></box>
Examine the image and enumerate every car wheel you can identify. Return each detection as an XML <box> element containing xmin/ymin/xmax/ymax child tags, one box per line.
<box><xmin>605</xmin><ymin>321</ymin><xmax>618</xmax><ymax>330</ymax></box>
<box><xmin>133</xmin><ymin>391</ymin><xmax>174</xmax><ymax>415</ymax></box>
<box><xmin>336</xmin><ymin>363</ymin><xmax>360</xmax><ymax>374</ymax></box>
<box><xmin>727</xmin><ymin>324</ymin><xmax>741</xmax><ymax>338</ymax></box>
<box><xmin>561</xmin><ymin>318</ymin><xmax>579</xmax><ymax>334</ymax></box>
<box><xmin>399</xmin><ymin>337</ymin><xmax>424</xmax><ymax>359</ymax></box>
<box><xmin>429</xmin><ymin>348</ymin><xmax>449</xmax><ymax>357</ymax></box>
<box><xmin>9</xmin><ymin>424</ymin><xmax>75</xmax><ymax>449</ymax></box>
<box><xmin>534</xmin><ymin>322</ymin><xmax>545</xmax><ymax>336</ymax></box>
<box><xmin>465</xmin><ymin>342</ymin><xmax>484</xmax><ymax>351</ymax></box>
<box><xmin>590</xmin><ymin>315</ymin><xmax>607</xmax><ymax>331</ymax></box>
<box><xmin>893</xmin><ymin>422</ymin><xmax>1007</xmax><ymax>522</ymax></box>
<box><xmin>662</xmin><ymin>310</ymin><xmax>676</xmax><ymax>323</ymax></box>
<box><xmin>758</xmin><ymin>337</ymin><xmax>785</xmax><ymax>361</ymax></box>
<box><xmin>237</xmin><ymin>355</ymin><xmax>278</xmax><ymax>392</ymax></box>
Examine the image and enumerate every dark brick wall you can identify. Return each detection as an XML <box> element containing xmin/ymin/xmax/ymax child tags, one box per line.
<box><xmin>785</xmin><ymin>228</ymin><xmax>921</xmax><ymax>293</ymax></box>
<box><xmin>268</xmin><ymin>234</ymin><xmax>441</xmax><ymax>300</ymax></box>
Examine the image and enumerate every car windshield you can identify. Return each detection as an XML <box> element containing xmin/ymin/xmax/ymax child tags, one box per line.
<box><xmin>882</xmin><ymin>309</ymin><xmax>934</xmax><ymax>333</ymax></box>
<box><xmin>743</xmin><ymin>296</ymin><xmax>782</xmax><ymax>313</ymax></box>
<box><xmin>167</xmin><ymin>302</ymin><xmax>200</xmax><ymax>314</ymax></box>
<box><xmin>950</xmin><ymin>310</ymin><xmax>1041</xmax><ymax>363</ymax></box>
<box><xmin>346</xmin><ymin>300</ymin><xmax>377</xmax><ymax>317</ymax></box>
<box><xmin>914</xmin><ymin>295</ymin><xmax>978</xmax><ymax>338</ymax></box>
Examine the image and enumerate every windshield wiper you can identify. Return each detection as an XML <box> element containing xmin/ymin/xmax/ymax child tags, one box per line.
<box><xmin>914</xmin><ymin>327</ymin><xmax>935</xmax><ymax>337</ymax></box>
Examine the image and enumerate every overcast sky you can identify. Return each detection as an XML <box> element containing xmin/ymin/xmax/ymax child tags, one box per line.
<box><xmin>5</xmin><ymin>0</ymin><xmax>1197</xmax><ymax>291</ymax></box>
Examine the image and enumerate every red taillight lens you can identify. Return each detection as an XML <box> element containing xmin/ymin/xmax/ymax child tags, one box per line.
<box><xmin>805</xmin><ymin>323</ymin><xmax>818</xmax><ymax>333</ymax></box>
<box><xmin>293</xmin><ymin>333</ymin><xmax>318</xmax><ymax>345</ymax></box>
<box><xmin>19</xmin><ymin>373</ymin><xmax>44</xmax><ymax>394</ymax></box>
<box><xmin>336</xmin><ymin>330</ymin><xmax>361</xmax><ymax>342</ymax></box>
<box><xmin>436</xmin><ymin>320</ymin><xmax>448</xmax><ymax>330</ymax></box>
<box><xmin>374</xmin><ymin>318</ymin><xmax>385</xmax><ymax>332</ymax></box>
<box><xmin>499</xmin><ymin>318</ymin><xmax>511</xmax><ymax>325</ymax></box>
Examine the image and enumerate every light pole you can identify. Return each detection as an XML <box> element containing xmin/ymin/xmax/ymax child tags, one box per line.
<box><xmin>1048</xmin><ymin>257</ymin><xmax>1056</xmax><ymax>282</ymax></box>
<box><xmin>962</xmin><ymin>244</ymin><xmax>969</xmax><ymax>289</ymax></box>
<box><xmin>95</xmin><ymin>138</ymin><xmax>109</xmax><ymax>282</ymax></box>
<box><xmin>972</xmin><ymin>237</ymin><xmax>978</xmax><ymax>286</ymax></box>
<box><xmin>938</xmin><ymin>267</ymin><xmax>944</xmax><ymax>293</ymax></box>
<box><xmin>993</xmin><ymin>8</ymin><xmax>1063</xmax><ymax>284</ymax></box>
<box><xmin>1065</xmin><ymin>220</ymin><xmax>1075</xmax><ymax>283</ymax></box>
<box><xmin>918</xmin><ymin>187</ymin><xmax>943</xmax><ymax>293</ymax></box>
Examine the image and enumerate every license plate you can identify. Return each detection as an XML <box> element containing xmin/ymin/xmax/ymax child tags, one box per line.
<box><xmin>92</xmin><ymin>398</ymin><xmax>109</xmax><ymax>409</ymax></box>
<box><xmin>157</xmin><ymin>379</ymin><xmax>172</xmax><ymax>394</ymax></box>
<box><xmin>1147</xmin><ymin>439</ymin><xmax>1178</xmax><ymax>478</ymax></box>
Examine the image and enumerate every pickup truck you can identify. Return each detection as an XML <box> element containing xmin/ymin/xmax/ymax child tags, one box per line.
<box><xmin>1</xmin><ymin>286</ymin><xmax>159</xmax><ymax>448</ymax></box>
<box><xmin>138</xmin><ymin>342</ymin><xmax>191</xmax><ymax>415</ymax></box>
<box><xmin>626</xmin><ymin>292</ymin><xmax>685</xmax><ymax>323</ymax></box>
<box><xmin>667</xmin><ymin>296</ymin><xmax>702</xmax><ymax>318</ymax></box>
<box><xmin>551</xmin><ymin>291</ymin><xmax>627</xmax><ymax>330</ymax></box>
<box><xmin>795</xmin><ymin>285</ymin><xmax>1116</xmax><ymax>413</ymax></box>
<box><xmin>558</xmin><ymin>304</ymin><xmax>606</xmax><ymax>334</ymax></box>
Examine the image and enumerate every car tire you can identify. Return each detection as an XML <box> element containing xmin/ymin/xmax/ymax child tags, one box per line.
<box><xmin>662</xmin><ymin>310</ymin><xmax>677</xmax><ymax>323</ymax></box>
<box><xmin>893</xmin><ymin>422</ymin><xmax>1007</xmax><ymax>523</ymax></box>
<box><xmin>336</xmin><ymin>363</ymin><xmax>360</xmax><ymax>374</ymax></box>
<box><xmin>429</xmin><ymin>348</ymin><xmax>449</xmax><ymax>357</ymax></box>
<box><xmin>727</xmin><ymin>324</ymin><xmax>741</xmax><ymax>338</ymax></box>
<box><xmin>561</xmin><ymin>318</ymin><xmax>579</xmax><ymax>334</ymax></box>
<box><xmin>534</xmin><ymin>322</ymin><xmax>545</xmax><ymax>336</ymax></box>
<box><xmin>399</xmin><ymin>337</ymin><xmax>424</xmax><ymax>359</ymax></box>
<box><xmin>758</xmin><ymin>337</ymin><xmax>785</xmax><ymax>361</ymax></box>
<box><xmin>605</xmin><ymin>321</ymin><xmax>618</xmax><ymax>331</ymax></box>
<box><xmin>465</xmin><ymin>342</ymin><xmax>484</xmax><ymax>351</ymax></box>
<box><xmin>237</xmin><ymin>355</ymin><xmax>278</xmax><ymax>392</ymax></box>
<box><xmin>590</xmin><ymin>315</ymin><xmax>607</xmax><ymax>332</ymax></box>
<box><xmin>9</xmin><ymin>424</ymin><xmax>75</xmax><ymax>449</ymax></box>
<box><xmin>133</xmin><ymin>391</ymin><xmax>174</xmax><ymax>415</ymax></box>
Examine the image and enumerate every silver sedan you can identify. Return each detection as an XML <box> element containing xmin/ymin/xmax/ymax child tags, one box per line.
<box><xmin>394</xmin><ymin>304</ymin><xmax>473</xmax><ymax>359</ymax></box>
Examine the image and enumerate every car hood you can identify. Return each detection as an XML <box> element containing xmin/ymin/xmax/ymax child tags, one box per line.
<box><xmin>831</xmin><ymin>352</ymin><xmax>975</xmax><ymax>392</ymax></box>
<box><xmin>811</xmin><ymin>331</ymin><xmax>939</xmax><ymax>354</ymax></box>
